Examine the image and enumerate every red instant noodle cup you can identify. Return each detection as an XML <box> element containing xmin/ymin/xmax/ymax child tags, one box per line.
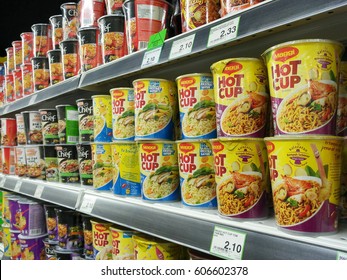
<box><xmin>21</xmin><ymin>64</ymin><xmax>34</xmax><ymax>96</ymax></box>
<box><xmin>61</xmin><ymin>2</ymin><xmax>79</xmax><ymax>40</ymax></box>
<box><xmin>4</xmin><ymin>74</ymin><xmax>15</xmax><ymax>103</ymax></box>
<box><xmin>49</xmin><ymin>15</ymin><xmax>64</xmax><ymax>50</ymax></box>
<box><xmin>105</xmin><ymin>0</ymin><xmax>124</xmax><ymax>15</ymax></box>
<box><xmin>78</xmin><ymin>26</ymin><xmax>101</xmax><ymax>71</ymax></box>
<box><xmin>20</xmin><ymin>32</ymin><xmax>34</xmax><ymax>64</ymax></box>
<box><xmin>31</xmin><ymin>23</ymin><xmax>53</xmax><ymax>57</ymax></box>
<box><xmin>5</xmin><ymin>47</ymin><xmax>14</xmax><ymax>73</ymax></box>
<box><xmin>47</xmin><ymin>50</ymin><xmax>64</xmax><ymax>85</ymax></box>
<box><xmin>60</xmin><ymin>39</ymin><xmax>80</xmax><ymax>79</ymax></box>
<box><xmin>13</xmin><ymin>69</ymin><xmax>23</xmax><ymax>100</ymax></box>
<box><xmin>31</xmin><ymin>57</ymin><xmax>50</xmax><ymax>92</ymax></box>
<box><xmin>78</xmin><ymin>0</ymin><xmax>106</xmax><ymax>28</ymax></box>
<box><xmin>12</xmin><ymin>41</ymin><xmax>23</xmax><ymax>70</ymax></box>
<box><xmin>1</xmin><ymin>118</ymin><xmax>17</xmax><ymax>146</ymax></box>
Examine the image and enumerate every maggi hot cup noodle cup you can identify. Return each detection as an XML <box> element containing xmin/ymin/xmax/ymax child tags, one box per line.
<box><xmin>76</xmin><ymin>98</ymin><xmax>94</xmax><ymax>142</ymax></box>
<box><xmin>210</xmin><ymin>138</ymin><xmax>270</xmax><ymax>219</ymax></box>
<box><xmin>47</xmin><ymin>49</ymin><xmax>64</xmax><ymax>85</ymax></box>
<box><xmin>31</xmin><ymin>56</ymin><xmax>50</xmax><ymax>91</ymax></box>
<box><xmin>91</xmin><ymin>143</ymin><xmax>113</xmax><ymax>190</ymax></box>
<box><xmin>177</xmin><ymin>140</ymin><xmax>217</xmax><ymax>208</ymax></box>
<box><xmin>92</xmin><ymin>95</ymin><xmax>113</xmax><ymax>142</ymax></box>
<box><xmin>340</xmin><ymin>137</ymin><xmax>347</xmax><ymax>219</ymax></box>
<box><xmin>138</xmin><ymin>141</ymin><xmax>180</xmax><ymax>202</ymax></box>
<box><xmin>56</xmin><ymin>104</ymin><xmax>79</xmax><ymax>144</ymax></box>
<box><xmin>15</xmin><ymin>147</ymin><xmax>27</xmax><ymax>177</ymax></box>
<box><xmin>25</xmin><ymin>145</ymin><xmax>46</xmax><ymax>180</ymax></box>
<box><xmin>55</xmin><ymin>144</ymin><xmax>80</xmax><ymax>183</ymax></box>
<box><xmin>31</xmin><ymin>23</ymin><xmax>52</xmax><ymax>57</ymax></box>
<box><xmin>111</xmin><ymin>88</ymin><xmax>135</xmax><ymax>141</ymax></box>
<box><xmin>39</xmin><ymin>109</ymin><xmax>59</xmax><ymax>145</ymax></box>
<box><xmin>49</xmin><ymin>15</ymin><xmax>63</xmax><ymax>49</ymax></box>
<box><xmin>60</xmin><ymin>39</ymin><xmax>80</xmax><ymax>79</ymax></box>
<box><xmin>337</xmin><ymin>61</ymin><xmax>347</xmax><ymax>136</ymax></box>
<box><xmin>91</xmin><ymin>219</ymin><xmax>113</xmax><ymax>260</ymax></box>
<box><xmin>110</xmin><ymin>226</ymin><xmax>137</xmax><ymax>260</ymax></box>
<box><xmin>111</xmin><ymin>142</ymin><xmax>141</xmax><ymax>196</ymax></box>
<box><xmin>22</xmin><ymin>111</ymin><xmax>43</xmax><ymax>144</ymax></box>
<box><xmin>133</xmin><ymin>78</ymin><xmax>178</xmax><ymax>140</ymax></box>
<box><xmin>210</xmin><ymin>58</ymin><xmax>269</xmax><ymax>138</ymax></box>
<box><xmin>78</xmin><ymin>27</ymin><xmax>101</xmax><ymax>72</ymax></box>
<box><xmin>264</xmin><ymin>136</ymin><xmax>343</xmax><ymax>234</ymax></box>
<box><xmin>15</xmin><ymin>113</ymin><xmax>27</xmax><ymax>145</ymax></box>
<box><xmin>77</xmin><ymin>143</ymin><xmax>93</xmax><ymax>186</ymax></box>
<box><xmin>261</xmin><ymin>39</ymin><xmax>344</xmax><ymax>135</ymax></box>
<box><xmin>43</xmin><ymin>145</ymin><xmax>59</xmax><ymax>182</ymax></box>
<box><xmin>176</xmin><ymin>73</ymin><xmax>216</xmax><ymax>139</ymax></box>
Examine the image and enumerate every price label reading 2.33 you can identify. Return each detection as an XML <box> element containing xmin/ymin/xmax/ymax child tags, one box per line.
<box><xmin>207</xmin><ymin>17</ymin><xmax>240</xmax><ymax>48</ymax></box>
<box><xmin>210</xmin><ymin>226</ymin><xmax>246</xmax><ymax>260</ymax></box>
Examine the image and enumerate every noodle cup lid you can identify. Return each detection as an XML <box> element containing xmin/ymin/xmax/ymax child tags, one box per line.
<box><xmin>109</xmin><ymin>87</ymin><xmax>134</xmax><ymax>92</ymax></box>
<box><xmin>55</xmin><ymin>104</ymin><xmax>75</xmax><ymax>108</ymax></box>
<box><xmin>76</xmin><ymin>98</ymin><xmax>92</xmax><ymax>103</ymax></box>
<box><xmin>18</xmin><ymin>233</ymin><xmax>48</xmax><ymax>240</ymax></box>
<box><xmin>91</xmin><ymin>94</ymin><xmax>110</xmax><ymax>99</ymax></box>
<box><xmin>264</xmin><ymin>135</ymin><xmax>344</xmax><ymax>142</ymax></box>
<box><xmin>176</xmin><ymin>139</ymin><xmax>211</xmax><ymax>144</ymax></box>
<box><xmin>211</xmin><ymin>137</ymin><xmax>265</xmax><ymax>143</ymax></box>
<box><xmin>175</xmin><ymin>73</ymin><xmax>212</xmax><ymax>81</ymax></box>
<box><xmin>110</xmin><ymin>140</ymin><xmax>136</xmax><ymax>144</ymax></box>
<box><xmin>39</xmin><ymin>108</ymin><xmax>57</xmax><ymax>112</ymax></box>
<box><xmin>60</xmin><ymin>2</ymin><xmax>77</xmax><ymax>8</ymax></box>
<box><xmin>136</xmin><ymin>140</ymin><xmax>176</xmax><ymax>144</ymax></box>
<box><xmin>78</xmin><ymin>26</ymin><xmax>100</xmax><ymax>32</ymax></box>
<box><xmin>210</xmin><ymin>57</ymin><xmax>263</xmax><ymax>71</ymax></box>
<box><xmin>21</xmin><ymin>110</ymin><xmax>40</xmax><ymax>114</ymax></box>
<box><xmin>98</xmin><ymin>14</ymin><xmax>125</xmax><ymax>22</ymax></box>
<box><xmin>49</xmin><ymin>15</ymin><xmax>62</xmax><ymax>21</ymax></box>
<box><xmin>132</xmin><ymin>78</ymin><xmax>172</xmax><ymax>84</ymax></box>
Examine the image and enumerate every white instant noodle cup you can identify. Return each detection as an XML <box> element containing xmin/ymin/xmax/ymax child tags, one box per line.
<box><xmin>210</xmin><ymin>138</ymin><xmax>270</xmax><ymax>219</ymax></box>
<box><xmin>264</xmin><ymin>135</ymin><xmax>343</xmax><ymax>234</ymax></box>
<box><xmin>262</xmin><ymin>39</ymin><xmax>344</xmax><ymax>136</ymax></box>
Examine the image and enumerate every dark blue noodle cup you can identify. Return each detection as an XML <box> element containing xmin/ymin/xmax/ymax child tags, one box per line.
<box><xmin>81</xmin><ymin>214</ymin><xmax>93</xmax><ymax>258</ymax></box>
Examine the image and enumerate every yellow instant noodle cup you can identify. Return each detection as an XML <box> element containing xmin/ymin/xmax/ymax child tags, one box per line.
<box><xmin>337</xmin><ymin>61</ymin><xmax>347</xmax><ymax>136</ymax></box>
<box><xmin>3</xmin><ymin>224</ymin><xmax>12</xmax><ymax>258</ymax></box>
<box><xmin>92</xmin><ymin>95</ymin><xmax>113</xmax><ymax>142</ymax></box>
<box><xmin>91</xmin><ymin>143</ymin><xmax>113</xmax><ymax>190</ymax></box>
<box><xmin>91</xmin><ymin>220</ymin><xmax>113</xmax><ymax>260</ymax></box>
<box><xmin>110</xmin><ymin>226</ymin><xmax>137</xmax><ymax>260</ymax></box>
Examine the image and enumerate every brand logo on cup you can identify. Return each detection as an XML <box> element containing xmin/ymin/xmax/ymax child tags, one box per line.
<box><xmin>104</xmin><ymin>23</ymin><xmax>111</xmax><ymax>33</ymax></box>
<box><xmin>34</xmin><ymin>62</ymin><xmax>40</xmax><ymax>69</ymax></box>
<box><xmin>63</xmin><ymin>47</ymin><xmax>68</xmax><ymax>54</ymax></box>
<box><xmin>54</xmin><ymin>22</ymin><xmax>61</xmax><ymax>28</ymax></box>
<box><xmin>80</xmin><ymin>36</ymin><xmax>86</xmax><ymax>45</ymax></box>
<box><xmin>50</xmin><ymin>56</ymin><xmax>55</xmax><ymax>63</ymax></box>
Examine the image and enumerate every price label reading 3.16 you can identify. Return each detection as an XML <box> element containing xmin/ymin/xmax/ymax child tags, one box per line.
<box><xmin>169</xmin><ymin>34</ymin><xmax>195</xmax><ymax>60</ymax></box>
<box><xmin>207</xmin><ymin>17</ymin><xmax>240</xmax><ymax>48</ymax></box>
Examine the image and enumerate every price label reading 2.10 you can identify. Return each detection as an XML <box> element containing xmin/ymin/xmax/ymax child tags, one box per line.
<box><xmin>169</xmin><ymin>34</ymin><xmax>195</xmax><ymax>60</ymax></box>
<box><xmin>141</xmin><ymin>47</ymin><xmax>162</xmax><ymax>68</ymax></box>
<box><xmin>207</xmin><ymin>17</ymin><xmax>240</xmax><ymax>48</ymax></box>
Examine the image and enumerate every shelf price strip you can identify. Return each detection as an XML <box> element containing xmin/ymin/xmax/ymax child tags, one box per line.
<box><xmin>207</xmin><ymin>17</ymin><xmax>240</xmax><ymax>48</ymax></box>
<box><xmin>34</xmin><ymin>184</ymin><xmax>44</xmax><ymax>198</ymax></box>
<box><xmin>141</xmin><ymin>47</ymin><xmax>162</xmax><ymax>69</ymax></box>
<box><xmin>169</xmin><ymin>34</ymin><xmax>195</xmax><ymax>60</ymax></box>
<box><xmin>0</xmin><ymin>177</ymin><xmax>5</xmax><ymax>189</ymax></box>
<box><xmin>79</xmin><ymin>195</ymin><xmax>97</xmax><ymax>214</ymax></box>
<box><xmin>210</xmin><ymin>226</ymin><xmax>246</xmax><ymax>260</ymax></box>
<box><xmin>14</xmin><ymin>180</ymin><xmax>22</xmax><ymax>192</ymax></box>
<box><xmin>337</xmin><ymin>251</ymin><xmax>347</xmax><ymax>260</ymax></box>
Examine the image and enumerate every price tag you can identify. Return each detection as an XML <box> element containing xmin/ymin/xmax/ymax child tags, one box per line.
<box><xmin>337</xmin><ymin>251</ymin><xmax>347</xmax><ymax>260</ymax></box>
<box><xmin>14</xmin><ymin>180</ymin><xmax>22</xmax><ymax>192</ymax></box>
<box><xmin>29</xmin><ymin>93</ymin><xmax>37</xmax><ymax>105</ymax></box>
<box><xmin>80</xmin><ymin>196</ymin><xmax>97</xmax><ymax>214</ymax></box>
<box><xmin>34</xmin><ymin>185</ymin><xmax>44</xmax><ymax>198</ymax></box>
<box><xmin>141</xmin><ymin>47</ymin><xmax>162</xmax><ymax>68</ymax></box>
<box><xmin>169</xmin><ymin>34</ymin><xmax>195</xmax><ymax>60</ymax></box>
<box><xmin>207</xmin><ymin>17</ymin><xmax>240</xmax><ymax>48</ymax></box>
<box><xmin>210</xmin><ymin>226</ymin><xmax>246</xmax><ymax>260</ymax></box>
<box><xmin>0</xmin><ymin>177</ymin><xmax>6</xmax><ymax>189</ymax></box>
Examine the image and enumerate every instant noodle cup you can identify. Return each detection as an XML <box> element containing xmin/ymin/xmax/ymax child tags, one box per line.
<box><xmin>210</xmin><ymin>138</ymin><xmax>270</xmax><ymax>219</ymax></box>
<box><xmin>1</xmin><ymin>118</ymin><xmax>17</xmax><ymax>146</ymax></box>
<box><xmin>8</xmin><ymin>196</ymin><xmax>21</xmax><ymax>231</ymax></box>
<box><xmin>210</xmin><ymin>57</ymin><xmax>269</xmax><ymax>138</ymax></box>
<box><xmin>18</xmin><ymin>199</ymin><xmax>46</xmax><ymax>236</ymax></box>
<box><xmin>111</xmin><ymin>141</ymin><xmax>141</xmax><ymax>196</ymax></box>
<box><xmin>220</xmin><ymin>0</ymin><xmax>264</xmax><ymax>17</ymax></box>
<box><xmin>91</xmin><ymin>219</ymin><xmax>113</xmax><ymax>260</ymax></box>
<box><xmin>25</xmin><ymin>145</ymin><xmax>46</xmax><ymax>179</ymax></box>
<box><xmin>111</xmin><ymin>87</ymin><xmax>135</xmax><ymax>140</ymax></box>
<box><xmin>43</xmin><ymin>145</ymin><xmax>59</xmax><ymax>182</ymax></box>
<box><xmin>79</xmin><ymin>0</ymin><xmax>106</xmax><ymax>28</ymax></box>
<box><xmin>22</xmin><ymin>111</ymin><xmax>43</xmax><ymax>144</ymax></box>
<box><xmin>55</xmin><ymin>144</ymin><xmax>80</xmax><ymax>183</ymax></box>
<box><xmin>39</xmin><ymin>109</ymin><xmax>60</xmax><ymax>145</ymax></box>
<box><xmin>177</xmin><ymin>140</ymin><xmax>217</xmax><ymax>208</ymax></box>
<box><xmin>106</xmin><ymin>0</ymin><xmax>124</xmax><ymax>14</ymax></box>
<box><xmin>91</xmin><ymin>143</ymin><xmax>113</xmax><ymax>190</ymax></box>
<box><xmin>77</xmin><ymin>98</ymin><xmax>94</xmax><ymax>142</ymax></box>
<box><xmin>77</xmin><ymin>143</ymin><xmax>93</xmax><ymax>186</ymax></box>
<box><xmin>47</xmin><ymin>49</ymin><xmax>64</xmax><ymax>85</ymax></box>
<box><xmin>15</xmin><ymin>146</ymin><xmax>27</xmax><ymax>177</ymax></box>
<box><xmin>133</xmin><ymin>234</ymin><xmax>182</xmax><ymax>260</ymax></box>
<box><xmin>12</xmin><ymin>40</ymin><xmax>22</xmax><ymax>70</ymax></box>
<box><xmin>13</xmin><ymin>68</ymin><xmax>23</xmax><ymax>100</ymax></box>
<box><xmin>0</xmin><ymin>147</ymin><xmax>2</xmax><ymax>173</ymax></box>
<box><xmin>138</xmin><ymin>141</ymin><xmax>180</xmax><ymax>202</ymax></box>
<box><xmin>78</xmin><ymin>26</ymin><xmax>101</xmax><ymax>72</ymax></box>
<box><xmin>55</xmin><ymin>104</ymin><xmax>79</xmax><ymax>144</ymax></box>
<box><xmin>98</xmin><ymin>14</ymin><xmax>127</xmax><ymax>63</ymax></box>
<box><xmin>92</xmin><ymin>95</ymin><xmax>113</xmax><ymax>142</ymax></box>
<box><xmin>10</xmin><ymin>230</ymin><xmax>21</xmax><ymax>260</ymax></box>
<box><xmin>81</xmin><ymin>214</ymin><xmax>94</xmax><ymax>258</ymax></box>
<box><xmin>53</xmin><ymin>248</ymin><xmax>83</xmax><ymax>260</ymax></box>
<box><xmin>15</xmin><ymin>113</ymin><xmax>27</xmax><ymax>145</ymax></box>
<box><xmin>60</xmin><ymin>39</ymin><xmax>80</xmax><ymax>79</ymax></box>
<box><xmin>1</xmin><ymin>147</ymin><xmax>16</xmax><ymax>175</ymax></box>
<box><xmin>3</xmin><ymin>224</ymin><xmax>12</xmax><ymax>259</ymax></box>
<box><xmin>133</xmin><ymin>78</ymin><xmax>178</xmax><ymax>140</ymax></box>
<box><xmin>43</xmin><ymin>237</ymin><xmax>57</xmax><ymax>260</ymax></box>
<box><xmin>110</xmin><ymin>225</ymin><xmax>137</xmax><ymax>260</ymax></box>
<box><xmin>21</xmin><ymin>63</ymin><xmax>34</xmax><ymax>96</ymax></box>
<box><xmin>31</xmin><ymin>23</ymin><xmax>52</xmax><ymax>57</ymax></box>
<box><xmin>61</xmin><ymin>2</ymin><xmax>79</xmax><ymax>39</ymax></box>
<box><xmin>340</xmin><ymin>137</ymin><xmax>347</xmax><ymax>219</ymax></box>
<box><xmin>261</xmin><ymin>39</ymin><xmax>344</xmax><ymax>136</ymax></box>
<box><xmin>264</xmin><ymin>136</ymin><xmax>343</xmax><ymax>234</ymax></box>
<box><xmin>180</xmin><ymin>0</ymin><xmax>220</xmax><ymax>33</ymax></box>
<box><xmin>49</xmin><ymin>15</ymin><xmax>64</xmax><ymax>49</ymax></box>
<box><xmin>5</xmin><ymin>46</ymin><xmax>14</xmax><ymax>73</ymax></box>
<box><xmin>31</xmin><ymin>56</ymin><xmax>50</xmax><ymax>91</ymax></box>
<box><xmin>176</xmin><ymin>73</ymin><xmax>216</xmax><ymax>139</ymax></box>
<box><xmin>3</xmin><ymin>192</ymin><xmax>14</xmax><ymax>224</ymax></box>
<box><xmin>337</xmin><ymin>61</ymin><xmax>347</xmax><ymax>136</ymax></box>
<box><xmin>20</xmin><ymin>32</ymin><xmax>34</xmax><ymax>64</ymax></box>
<box><xmin>43</xmin><ymin>204</ymin><xmax>59</xmax><ymax>241</ymax></box>
<box><xmin>4</xmin><ymin>74</ymin><xmax>15</xmax><ymax>103</ymax></box>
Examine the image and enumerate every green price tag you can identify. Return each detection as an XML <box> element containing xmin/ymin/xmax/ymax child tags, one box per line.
<box><xmin>147</xmin><ymin>29</ymin><xmax>167</xmax><ymax>50</ymax></box>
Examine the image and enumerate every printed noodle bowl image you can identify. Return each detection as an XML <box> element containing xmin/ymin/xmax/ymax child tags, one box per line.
<box><xmin>104</xmin><ymin>32</ymin><xmax>124</xmax><ymax>51</ymax></box>
<box><xmin>60</xmin><ymin>159</ymin><xmax>79</xmax><ymax>173</ymax></box>
<box><xmin>221</xmin><ymin>92</ymin><xmax>267</xmax><ymax>135</ymax></box>
<box><xmin>217</xmin><ymin>171</ymin><xmax>262</xmax><ymax>215</ymax></box>
<box><xmin>93</xmin><ymin>167</ymin><xmax>113</xmax><ymax>188</ymax></box>
<box><xmin>182</xmin><ymin>100</ymin><xmax>216</xmax><ymax>137</ymax></box>
<box><xmin>81</xmin><ymin>44</ymin><xmax>97</xmax><ymax>62</ymax></box>
<box><xmin>80</xmin><ymin>115</ymin><xmax>94</xmax><ymax>131</ymax></box>
<box><xmin>80</xmin><ymin>160</ymin><xmax>92</xmax><ymax>175</ymax></box>
<box><xmin>94</xmin><ymin>116</ymin><xmax>106</xmax><ymax>136</ymax></box>
<box><xmin>114</xmin><ymin>110</ymin><xmax>135</xmax><ymax>139</ymax></box>
<box><xmin>58</xmin><ymin>120</ymin><xmax>66</xmax><ymax>134</ymax></box>
<box><xmin>273</xmin><ymin>176</ymin><xmax>323</xmax><ymax>226</ymax></box>
<box><xmin>337</xmin><ymin>95</ymin><xmax>347</xmax><ymax>133</ymax></box>
<box><xmin>43</xmin><ymin>123</ymin><xmax>59</xmax><ymax>135</ymax></box>
<box><xmin>277</xmin><ymin>80</ymin><xmax>337</xmax><ymax>133</ymax></box>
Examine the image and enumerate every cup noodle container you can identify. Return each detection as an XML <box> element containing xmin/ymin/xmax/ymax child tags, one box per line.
<box><xmin>15</xmin><ymin>114</ymin><xmax>26</xmax><ymax>145</ymax></box>
<box><xmin>210</xmin><ymin>138</ymin><xmax>270</xmax><ymax>219</ymax></box>
<box><xmin>4</xmin><ymin>74</ymin><xmax>15</xmax><ymax>103</ymax></box>
<box><xmin>98</xmin><ymin>14</ymin><xmax>127</xmax><ymax>63</ymax></box>
<box><xmin>91</xmin><ymin>142</ymin><xmax>113</xmax><ymax>190</ymax></box>
<box><xmin>78</xmin><ymin>0</ymin><xmax>106</xmax><ymax>28</ymax></box>
<box><xmin>180</xmin><ymin>0</ymin><xmax>220</xmax><ymax>33</ymax></box>
<box><xmin>3</xmin><ymin>192</ymin><xmax>14</xmax><ymax>224</ymax></box>
<box><xmin>0</xmin><ymin>74</ymin><xmax>4</xmax><ymax>107</ymax></box>
<box><xmin>92</xmin><ymin>95</ymin><xmax>113</xmax><ymax>142</ymax></box>
<box><xmin>110</xmin><ymin>226</ymin><xmax>137</xmax><ymax>260</ymax></box>
<box><xmin>43</xmin><ymin>204</ymin><xmax>59</xmax><ymax>242</ymax></box>
<box><xmin>262</xmin><ymin>39</ymin><xmax>344</xmax><ymax>136</ymax></box>
<box><xmin>210</xmin><ymin>57</ymin><xmax>269</xmax><ymax>138</ymax></box>
<box><xmin>31</xmin><ymin>56</ymin><xmax>50</xmax><ymax>92</ymax></box>
<box><xmin>49</xmin><ymin>15</ymin><xmax>64</xmax><ymax>49</ymax></box>
<box><xmin>0</xmin><ymin>147</ymin><xmax>2</xmax><ymax>173</ymax></box>
<box><xmin>337</xmin><ymin>61</ymin><xmax>347</xmax><ymax>136</ymax></box>
<box><xmin>220</xmin><ymin>0</ymin><xmax>264</xmax><ymax>17</ymax></box>
<box><xmin>60</xmin><ymin>39</ymin><xmax>80</xmax><ymax>79</ymax></box>
<box><xmin>264</xmin><ymin>136</ymin><xmax>343</xmax><ymax>234</ymax></box>
<box><xmin>31</xmin><ymin>23</ymin><xmax>52</xmax><ymax>57</ymax></box>
<box><xmin>78</xmin><ymin>26</ymin><xmax>102</xmax><ymax>72</ymax></box>
<box><xmin>177</xmin><ymin>140</ymin><xmax>217</xmax><ymax>208</ymax></box>
<box><xmin>77</xmin><ymin>143</ymin><xmax>93</xmax><ymax>186</ymax></box>
<box><xmin>55</xmin><ymin>144</ymin><xmax>80</xmax><ymax>183</ymax></box>
<box><xmin>25</xmin><ymin>145</ymin><xmax>46</xmax><ymax>180</ymax></box>
<box><xmin>176</xmin><ymin>73</ymin><xmax>217</xmax><ymax>139</ymax></box>
<box><xmin>123</xmin><ymin>0</ymin><xmax>173</xmax><ymax>53</ymax></box>
<box><xmin>10</xmin><ymin>230</ymin><xmax>21</xmax><ymax>260</ymax></box>
<box><xmin>43</xmin><ymin>237</ymin><xmax>57</xmax><ymax>260</ymax></box>
<box><xmin>91</xmin><ymin>219</ymin><xmax>113</xmax><ymax>260</ymax></box>
<box><xmin>138</xmin><ymin>141</ymin><xmax>180</xmax><ymax>202</ymax></box>
<box><xmin>3</xmin><ymin>224</ymin><xmax>12</xmax><ymax>259</ymax></box>
<box><xmin>18</xmin><ymin>199</ymin><xmax>46</xmax><ymax>236</ymax></box>
<box><xmin>81</xmin><ymin>214</ymin><xmax>94</xmax><ymax>258</ymax></box>
<box><xmin>106</xmin><ymin>0</ymin><xmax>124</xmax><ymax>14</ymax></box>
<box><xmin>13</xmin><ymin>68</ymin><xmax>23</xmax><ymax>100</ymax></box>
<box><xmin>76</xmin><ymin>98</ymin><xmax>94</xmax><ymax>142</ymax></box>
<box><xmin>21</xmin><ymin>63</ymin><xmax>34</xmax><ymax>96</ymax></box>
<box><xmin>12</xmin><ymin>40</ymin><xmax>22</xmax><ymax>70</ymax></box>
<box><xmin>47</xmin><ymin>49</ymin><xmax>64</xmax><ymax>85</ymax></box>
<box><xmin>111</xmin><ymin>141</ymin><xmax>141</xmax><ymax>196</ymax></box>
<box><xmin>20</xmin><ymin>32</ymin><xmax>34</xmax><ymax>64</ymax></box>
<box><xmin>39</xmin><ymin>109</ymin><xmax>60</xmax><ymax>145</ymax></box>
<box><xmin>6</xmin><ymin>46</ymin><xmax>15</xmax><ymax>73</ymax></box>
<box><xmin>111</xmin><ymin>87</ymin><xmax>135</xmax><ymax>141</ymax></box>
<box><xmin>1</xmin><ymin>147</ymin><xmax>16</xmax><ymax>175</ymax></box>
<box><xmin>14</xmin><ymin>146</ymin><xmax>27</xmax><ymax>177</ymax></box>
<box><xmin>55</xmin><ymin>104</ymin><xmax>79</xmax><ymax>144</ymax></box>
<box><xmin>22</xmin><ymin>111</ymin><xmax>43</xmax><ymax>145</ymax></box>
<box><xmin>1</xmin><ymin>118</ymin><xmax>17</xmax><ymax>146</ymax></box>
<box><xmin>61</xmin><ymin>2</ymin><xmax>79</xmax><ymax>40</ymax></box>
<box><xmin>340</xmin><ymin>137</ymin><xmax>347</xmax><ymax>219</ymax></box>
<box><xmin>43</xmin><ymin>145</ymin><xmax>59</xmax><ymax>182</ymax></box>
<box><xmin>8</xmin><ymin>196</ymin><xmax>21</xmax><ymax>231</ymax></box>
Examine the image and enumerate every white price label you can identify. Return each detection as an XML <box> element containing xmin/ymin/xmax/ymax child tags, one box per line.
<box><xmin>210</xmin><ymin>226</ymin><xmax>246</xmax><ymax>260</ymax></box>
<box><xmin>207</xmin><ymin>17</ymin><xmax>240</xmax><ymax>48</ymax></box>
<box><xmin>34</xmin><ymin>185</ymin><xmax>44</xmax><ymax>198</ymax></box>
<box><xmin>80</xmin><ymin>196</ymin><xmax>97</xmax><ymax>214</ymax></box>
<box><xmin>169</xmin><ymin>34</ymin><xmax>195</xmax><ymax>60</ymax></box>
<box><xmin>14</xmin><ymin>180</ymin><xmax>22</xmax><ymax>192</ymax></box>
<box><xmin>337</xmin><ymin>251</ymin><xmax>347</xmax><ymax>260</ymax></box>
<box><xmin>0</xmin><ymin>177</ymin><xmax>6</xmax><ymax>188</ymax></box>
<box><xmin>141</xmin><ymin>47</ymin><xmax>162</xmax><ymax>68</ymax></box>
<box><xmin>29</xmin><ymin>94</ymin><xmax>37</xmax><ymax>105</ymax></box>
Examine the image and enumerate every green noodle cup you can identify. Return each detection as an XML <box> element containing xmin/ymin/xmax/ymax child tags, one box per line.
<box><xmin>261</xmin><ymin>39</ymin><xmax>344</xmax><ymax>136</ymax></box>
<box><xmin>264</xmin><ymin>135</ymin><xmax>343</xmax><ymax>234</ymax></box>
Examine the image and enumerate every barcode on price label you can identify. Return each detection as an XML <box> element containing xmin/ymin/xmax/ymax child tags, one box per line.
<box><xmin>80</xmin><ymin>196</ymin><xmax>97</xmax><ymax>214</ymax></box>
<box><xmin>14</xmin><ymin>181</ymin><xmax>22</xmax><ymax>192</ymax></box>
<box><xmin>141</xmin><ymin>47</ymin><xmax>162</xmax><ymax>68</ymax></box>
<box><xmin>207</xmin><ymin>17</ymin><xmax>240</xmax><ymax>48</ymax></box>
<box><xmin>210</xmin><ymin>226</ymin><xmax>246</xmax><ymax>260</ymax></box>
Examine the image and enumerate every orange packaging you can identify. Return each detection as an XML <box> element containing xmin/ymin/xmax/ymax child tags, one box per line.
<box><xmin>4</xmin><ymin>74</ymin><xmax>15</xmax><ymax>103</ymax></box>
<box><xmin>5</xmin><ymin>47</ymin><xmax>14</xmax><ymax>73</ymax></box>
<box><xmin>12</xmin><ymin>41</ymin><xmax>23</xmax><ymax>69</ymax></box>
<box><xmin>13</xmin><ymin>69</ymin><xmax>23</xmax><ymax>100</ymax></box>
<box><xmin>1</xmin><ymin>118</ymin><xmax>17</xmax><ymax>146</ymax></box>
<box><xmin>1</xmin><ymin>147</ymin><xmax>16</xmax><ymax>175</ymax></box>
<box><xmin>20</xmin><ymin>32</ymin><xmax>34</xmax><ymax>64</ymax></box>
<box><xmin>79</xmin><ymin>0</ymin><xmax>106</xmax><ymax>28</ymax></box>
<box><xmin>220</xmin><ymin>0</ymin><xmax>264</xmax><ymax>17</ymax></box>
<box><xmin>21</xmin><ymin>64</ymin><xmax>33</xmax><ymax>96</ymax></box>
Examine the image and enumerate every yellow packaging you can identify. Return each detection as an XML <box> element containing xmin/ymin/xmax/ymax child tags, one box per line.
<box><xmin>110</xmin><ymin>226</ymin><xmax>137</xmax><ymax>260</ymax></box>
<box><xmin>337</xmin><ymin>61</ymin><xmax>347</xmax><ymax>136</ymax></box>
<box><xmin>91</xmin><ymin>143</ymin><xmax>113</xmax><ymax>190</ymax></box>
<box><xmin>340</xmin><ymin>137</ymin><xmax>347</xmax><ymax>219</ymax></box>
<box><xmin>2</xmin><ymin>193</ymin><xmax>13</xmax><ymax>224</ymax></box>
<box><xmin>91</xmin><ymin>220</ymin><xmax>113</xmax><ymax>260</ymax></box>
<box><xmin>92</xmin><ymin>95</ymin><xmax>112</xmax><ymax>142</ymax></box>
<box><xmin>265</xmin><ymin>136</ymin><xmax>343</xmax><ymax>233</ymax></box>
<box><xmin>210</xmin><ymin>138</ymin><xmax>269</xmax><ymax>219</ymax></box>
<box><xmin>3</xmin><ymin>224</ymin><xmax>11</xmax><ymax>258</ymax></box>
<box><xmin>210</xmin><ymin>58</ymin><xmax>269</xmax><ymax>137</ymax></box>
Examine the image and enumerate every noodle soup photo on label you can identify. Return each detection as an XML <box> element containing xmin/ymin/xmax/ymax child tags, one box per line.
<box><xmin>337</xmin><ymin>61</ymin><xmax>347</xmax><ymax>136</ymax></box>
<box><xmin>92</xmin><ymin>95</ymin><xmax>113</xmax><ymax>142</ymax></box>
<box><xmin>91</xmin><ymin>143</ymin><xmax>113</xmax><ymax>190</ymax></box>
